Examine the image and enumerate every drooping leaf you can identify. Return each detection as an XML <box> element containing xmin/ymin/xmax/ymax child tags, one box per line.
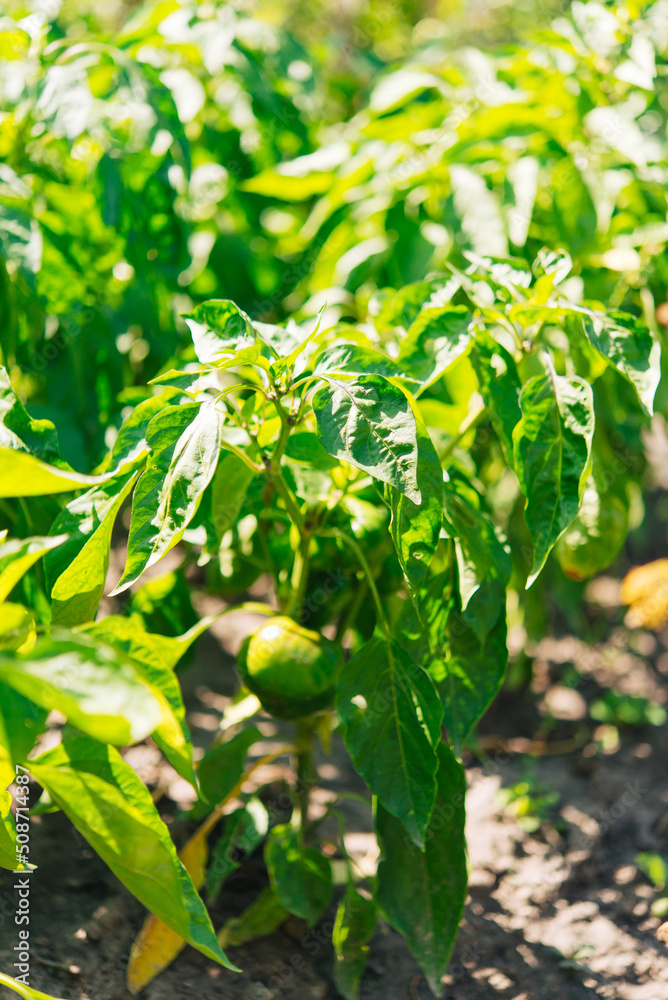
<box><xmin>207</xmin><ymin>799</ymin><xmax>269</xmax><ymax>903</ymax></box>
<box><xmin>0</xmin><ymin>449</ymin><xmax>107</xmax><ymax>498</ymax></box>
<box><xmin>336</xmin><ymin>636</ymin><xmax>442</xmax><ymax>847</ymax></box>
<box><xmin>80</xmin><ymin>614</ymin><xmax>213</xmax><ymax>783</ymax></box>
<box><xmin>265</xmin><ymin>824</ymin><xmax>332</xmax><ymax>924</ymax></box>
<box><xmin>385</xmin><ymin>408</ymin><xmax>443</xmax><ymax>592</ymax></box>
<box><xmin>112</xmin><ymin>400</ymin><xmax>223</xmax><ymax>594</ymax></box>
<box><xmin>513</xmin><ymin>373</ymin><xmax>594</xmax><ymax>586</ymax></box>
<box><xmin>126</xmin><ymin>826</ymin><xmax>209</xmax><ymax>996</ymax></box>
<box><xmin>396</xmin><ymin>306</ymin><xmax>472</xmax><ymax>391</ymax></box>
<box><xmin>332</xmin><ymin>886</ymin><xmax>377</xmax><ymax>1000</ymax></box>
<box><xmin>313</xmin><ymin>374</ymin><xmax>421</xmax><ymax>503</ymax></box>
<box><xmin>197</xmin><ymin>727</ymin><xmax>261</xmax><ymax>805</ymax></box>
<box><xmin>30</xmin><ymin>738</ymin><xmax>238</xmax><ymax>972</ymax></box>
<box><xmin>581</xmin><ymin>309</ymin><xmax>661</xmax><ymax>416</ymax></box>
<box><xmin>376</xmin><ymin>742</ymin><xmax>467</xmax><ymax>996</ymax></box>
<box><xmin>470</xmin><ymin>329</ymin><xmax>521</xmax><ymax>462</ymax></box>
<box><xmin>0</xmin><ymin>633</ymin><xmax>164</xmax><ymax>746</ymax></box>
<box><xmin>443</xmin><ymin>471</ymin><xmax>511</xmax><ymax>640</ymax></box>
<box><xmin>47</xmin><ymin>472</ymin><xmax>139</xmax><ymax>626</ymax></box>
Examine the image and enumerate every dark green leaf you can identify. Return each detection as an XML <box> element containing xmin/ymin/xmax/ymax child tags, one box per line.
<box><xmin>265</xmin><ymin>824</ymin><xmax>332</xmax><ymax>924</ymax></box>
<box><xmin>337</xmin><ymin>636</ymin><xmax>442</xmax><ymax>847</ymax></box>
<box><xmin>376</xmin><ymin>742</ymin><xmax>467</xmax><ymax>996</ymax></box>
<box><xmin>513</xmin><ymin>373</ymin><xmax>594</xmax><ymax>586</ymax></box>
<box><xmin>211</xmin><ymin>452</ymin><xmax>256</xmax><ymax>542</ymax></box>
<box><xmin>332</xmin><ymin>886</ymin><xmax>377</xmax><ymax>1000</ymax></box>
<box><xmin>218</xmin><ymin>886</ymin><xmax>288</xmax><ymax>948</ymax></box>
<box><xmin>385</xmin><ymin>412</ymin><xmax>443</xmax><ymax>592</ymax></box>
<box><xmin>207</xmin><ymin>799</ymin><xmax>268</xmax><ymax>903</ymax></box>
<box><xmin>443</xmin><ymin>471</ymin><xmax>511</xmax><ymax>640</ymax></box>
<box><xmin>197</xmin><ymin>727</ymin><xmax>261</xmax><ymax>805</ymax></box>
<box><xmin>470</xmin><ymin>330</ymin><xmax>521</xmax><ymax>462</ymax></box>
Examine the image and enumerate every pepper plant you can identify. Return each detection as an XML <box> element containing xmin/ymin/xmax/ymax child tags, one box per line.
<box><xmin>0</xmin><ymin>245</ymin><xmax>659</xmax><ymax>998</ymax></box>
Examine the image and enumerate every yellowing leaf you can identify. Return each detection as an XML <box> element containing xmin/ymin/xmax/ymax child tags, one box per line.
<box><xmin>126</xmin><ymin>827</ymin><xmax>208</xmax><ymax>995</ymax></box>
<box><xmin>620</xmin><ymin>560</ymin><xmax>668</xmax><ymax>630</ymax></box>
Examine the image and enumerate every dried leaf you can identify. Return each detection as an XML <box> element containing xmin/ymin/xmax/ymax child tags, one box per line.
<box><xmin>619</xmin><ymin>560</ymin><xmax>668</xmax><ymax>630</ymax></box>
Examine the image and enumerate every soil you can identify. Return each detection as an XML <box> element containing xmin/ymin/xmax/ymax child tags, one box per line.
<box><xmin>3</xmin><ymin>579</ymin><xmax>668</xmax><ymax>1000</ymax></box>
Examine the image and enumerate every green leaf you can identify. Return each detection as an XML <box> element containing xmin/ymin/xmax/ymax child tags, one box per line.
<box><xmin>211</xmin><ymin>451</ymin><xmax>256</xmax><ymax>541</ymax></box>
<box><xmin>217</xmin><ymin>886</ymin><xmax>288</xmax><ymax>948</ymax></box>
<box><xmin>112</xmin><ymin>400</ymin><xmax>223</xmax><ymax>594</ymax></box>
<box><xmin>0</xmin><ymin>972</ymin><xmax>66</xmax><ymax>1000</ymax></box>
<box><xmin>197</xmin><ymin>727</ymin><xmax>260</xmax><ymax>805</ymax></box>
<box><xmin>581</xmin><ymin>309</ymin><xmax>661</xmax><ymax>416</ymax></box>
<box><xmin>108</xmin><ymin>394</ymin><xmax>174</xmax><ymax>472</ymax></box>
<box><xmin>30</xmin><ymin>738</ymin><xmax>238</xmax><ymax>972</ymax></box>
<box><xmin>0</xmin><ymin>535</ymin><xmax>67</xmax><ymax>603</ymax></box>
<box><xmin>513</xmin><ymin>373</ymin><xmax>594</xmax><ymax>586</ymax></box>
<box><xmin>313</xmin><ymin>374</ymin><xmax>421</xmax><ymax>503</ymax></box>
<box><xmin>206</xmin><ymin>799</ymin><xmax>268</xmax><ymax>903</ymax></box>
<box><xmin>0</xmin><ymin>603</ymin><xmax>34</xmax><ymax>652</ymax></box>
<box><xmin>399</xmin><ymin>572</ymin><xmax>508</xmax><ymax>756</ymax></box>
<box><xmin>443</xmin><ymin>471</ymin><xmax>511</xmax><ymax>640</ymax></box>
<box><xmin>376</xmin><ymin>742</ymin><xmax>467</xmax><ymax>996</ymax></box>
<box><xmin>80</xmin><ymin>614</ymin><xmax>214</xmax><ymax>783</ymax></box>
<box><xmin>435</xmin><ymin>599</ymin><xmax>508</xmax><ymax>756</ymax></box>
<box><xmin>0</xmin><ymin>633</ymin><xmax>164</xmax><ymax>745</ymax></box>
<box><xmin>265</xmin><ymin>824</ymin><xmax>332</xmax><ymax>924</ymax></box>
<box><xmin>396</xmin><ymin>306</ymin><xmax>472</xmax><ymax>392</ymax></box>
<box><xmin>0</xmin><ymin>449</ymin><xmax>107</xmax><ymax>498</ymax></box>
<box><xmin>313</xmin><ymin>343</ymin><xmax>415</xmax><ymax>384</ymax></box>
<box><xmin>337</xmin><ymin>636</ymin><xmax>442</xmax><ymax>847</ymax></box>
<box><xmin>0</xmin><ymin>757</ymin><xmax>22</xmax><ymax>871</ymax></box>
<box><xmin>385</xmin><ymin>409</ymin><xmax>443</xmax><ymax>592</ymax></box>
<box><xmin>47</xmin><ymin>472</ymin><xmax>139</xmax><ymax>626</ymax></box>
<box><xmin>0</xmin><ymin>367</ymin><xmax>60</xmax><ymax>462</ymax></box>
<box><xmin>0</xmin><ymin>684</ymin><xmax>47</xmax><ymax>763</ymax></box>
<box><xmin>470</xmin><ymin>330</ymin><xmax>521</xmax><ymax>462</ymax></box>
<box><xmin>332</xmin><ymin>886</ymin><xmax>377</xmax><ymax>1000</ymax></box>
<box><xmin>184</xmin><ymin>300</ymin><xmax>257</xmax><ymax>364</ymax></box>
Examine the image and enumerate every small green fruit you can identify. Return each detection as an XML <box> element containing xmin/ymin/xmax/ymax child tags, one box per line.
<box><xmin>237</xmin><ymin>616</ymin><xmax>344</xmax><ymax>719</ymax></box>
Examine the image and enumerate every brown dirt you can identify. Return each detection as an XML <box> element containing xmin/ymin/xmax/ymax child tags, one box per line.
<box><xmin>3</xmin><ymin>598</ymin><xmax>668</xmax><ymax>1000</ymax></box>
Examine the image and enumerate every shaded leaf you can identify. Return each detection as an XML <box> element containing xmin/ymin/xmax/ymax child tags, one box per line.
<box><xmin>337</xmin><ymin>636</ymin><xmax>442</xmax><ymax>847</ymax></box>
<box><xmin>333</xmin><ymin>886</ymin><xmax>377</xmax><ymax>1000</ymax></box>
<box><xmin>197</xmin><ymin>727</ymin><xmax>261</xmax><ymax>805</ymax></box>
<box><xmin>376</xmin><ymin>742</ymin><xmax>467</xmax><ymax>996</ymax></box>
<box><xmin>265</xmin><ymin>824</ymin><xmax>332</xmax><ymax>924</ymax></box>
